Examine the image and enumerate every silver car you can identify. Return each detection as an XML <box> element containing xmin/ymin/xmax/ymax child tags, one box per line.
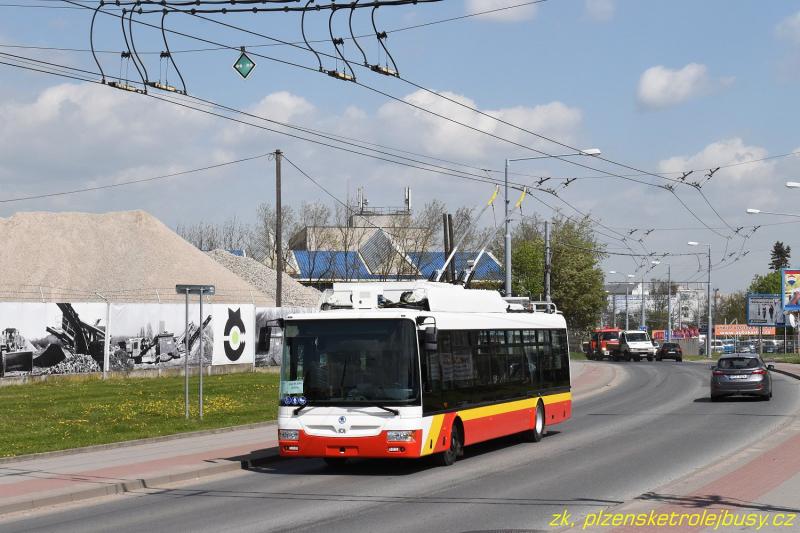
<box><xmin>710</xmin><ymin>354</ymin><xmax>773</xmax><ymax>401</ymax></box>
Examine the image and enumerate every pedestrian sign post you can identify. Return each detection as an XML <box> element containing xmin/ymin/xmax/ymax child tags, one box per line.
<box><xmin>233</xmin><ymin>51</ymin><xmax>256</xmax><ymax>79</ymax></box>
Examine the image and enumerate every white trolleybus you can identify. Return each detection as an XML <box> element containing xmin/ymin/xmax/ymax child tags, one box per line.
<box><xmin>275</xmin><ymin>282</ymin><xmax>572</xmax><ymax>466</ymax></box>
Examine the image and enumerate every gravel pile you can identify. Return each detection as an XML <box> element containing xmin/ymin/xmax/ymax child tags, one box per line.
<box><xmin>207</xmin><ymin>250</ymin><xmax>320</xmax><ymax>307</ymax></box>
<box><xmin>0</xmin><ymin>211</ymin><xmax>271</xmax><ymax>304</ymax></box>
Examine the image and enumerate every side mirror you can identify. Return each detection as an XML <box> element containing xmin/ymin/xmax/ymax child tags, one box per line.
<box><xmin>266</xmin><ymin>318</ymin><xmax>285</xmax><ymax>329</ymax></box>
<box><xmin>711</xmin><ymin>366</ymin><xmax>717</xmax><ymax>371</ymax></box>
<box><xmin>424</xmin><ymin>326</ymin><xmax>438</xmax><ymax>352</ymax></box>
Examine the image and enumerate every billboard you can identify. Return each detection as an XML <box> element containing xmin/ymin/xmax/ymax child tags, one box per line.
<box><xmin>715</xmin><ymin>324</ymin><xmax>776</xmax><ymax>336</ymax></box>
<box><xmin>781</xmin><ymin>269</ymin><xmax>800</xmax><ymax>312</ymax></box>
<box><xmin>746</xmin><ymin>294</ymin><xmax>784</xmax><ymax>327</ymax></box>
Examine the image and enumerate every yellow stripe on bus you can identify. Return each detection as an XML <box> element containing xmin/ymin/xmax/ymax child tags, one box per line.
<box><xmin>458</xmin><ymin>392</ymin><xmax>572</xmax><ymax>421</ymax></box>
<box><xmin>421</xmin><ymin>414</ymin><xmax>445</xmax><ymax>456</ymax></box>
<box><xmin>542</xmin><ymin>392</ymin><xmax>571</xmax><ymax>405</ymax></box>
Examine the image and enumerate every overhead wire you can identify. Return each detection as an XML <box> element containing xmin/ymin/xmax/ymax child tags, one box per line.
<box><xmin>61</xmin><ymin>0</ymin><xmax>726</xmax><ymax>237</ymax></box>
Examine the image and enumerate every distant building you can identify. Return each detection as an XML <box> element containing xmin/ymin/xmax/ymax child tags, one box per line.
<box><xmin>286</xmin><ymin>187</ymin><xmax>502</xmax><ymax>289</ymax></box>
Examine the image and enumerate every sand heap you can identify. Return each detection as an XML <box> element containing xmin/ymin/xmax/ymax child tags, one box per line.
<box><xmin>207</xmin><ymin>250</ymin><xmax>320</xmax><ymax>308</ymax></box>
<box><xmin>0</xmin><ymin>211</ymin><xmax>274</xmax><ymax>304</ymax></box>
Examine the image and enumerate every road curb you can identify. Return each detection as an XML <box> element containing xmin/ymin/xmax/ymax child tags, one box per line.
<box><xmin>772</xmin><ymin>367</ymin><xmax>800</xmax><ymax>380</ymax></box>
<box><xmin>0</xmin><ymin>420</ymin><xmax>278</xmax><ymax>465</ymax></box>
<box><xmin>0</xmin><ymin>447</ymin><xmax>282</xmax><ymax>517</ymax></box>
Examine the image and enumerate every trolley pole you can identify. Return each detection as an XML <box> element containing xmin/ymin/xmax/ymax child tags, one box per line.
<box><xmin>275</xmin><ymin>149</ymin><xmax>283</xmax><ymax>307</ymax></box>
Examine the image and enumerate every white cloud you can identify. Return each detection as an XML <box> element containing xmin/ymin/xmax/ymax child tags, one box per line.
<box><xmin>585</xmin><ymin>0</ymin><xmax>614</xmax><ymax>22</ymax></box>
<box><xmin>0</xmin><ymin>81</ymin><xmax>584</xmax><ymax>223</ymax></box>
<box><xmin>377</xmin><ymin>89</ymin><xmax>582</xmax><ymax>160</ymax></box>
<box><xmin>776</xmin><ymin>11</ymin><xmax>800</xmax><ymax>44</ymax></box>
<box><xmin>658</xmin><ymin>138</ymin><xmax>773</xmax><ymax>184</ymax></box>
<box><xmin>219</xmin><ymin>91</ymin><xmax>315</xmax><ymax>145</ymax></box>
<box><xmin>636</xmin><ymin>63</ymin><xmax>733</xmax><ymax>110</ymax></box>
<box><xmin>465</xmin><ymin>0</ymin><xmax>538</xmax><ymax>22</ymax></box>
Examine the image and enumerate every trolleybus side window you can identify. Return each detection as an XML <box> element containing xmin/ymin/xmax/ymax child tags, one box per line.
<box><xmin>422</xmin><ymin>328</ymin><xmax>568</xmax><ymax>414</ymax></box>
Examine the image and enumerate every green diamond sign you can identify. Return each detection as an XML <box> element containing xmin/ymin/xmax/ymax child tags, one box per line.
<box><xmin>233</xmin><ymin>52</ymin><xmax>256</xmax><ymax>79</ymax></box>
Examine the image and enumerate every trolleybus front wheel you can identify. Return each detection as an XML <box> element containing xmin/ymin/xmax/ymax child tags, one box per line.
<box><xmin>436</xmin><ymin>422</ymin><xmax>463</xmax><ymax>466</ymax></box>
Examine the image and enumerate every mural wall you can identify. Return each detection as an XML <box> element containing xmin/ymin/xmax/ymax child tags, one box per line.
<box><xmin>0</xmin><ymin>302</ymin><xmax>271</xmax><ymax>377</ymax></box>
<box><xmin>0</xmin><ymin>302</ymin><xmax>317</xmax><ymax>377</ymax></box>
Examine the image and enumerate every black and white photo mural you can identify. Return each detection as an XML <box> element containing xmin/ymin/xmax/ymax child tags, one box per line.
<box><xmin>0</xmin><ymin>303</ymin><xmax>107</xmax><ymax>376</ymax></box>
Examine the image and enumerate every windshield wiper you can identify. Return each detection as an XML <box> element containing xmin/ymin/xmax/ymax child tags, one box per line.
<box><xmin>293</xmin><ymin>403</ymin><xmax>311</xmax><ymax>416</ymax></box>
<box><xmin>375</xmin><ymin>405</ymin><xmax>399</xmax><ymax>416</ymax></box>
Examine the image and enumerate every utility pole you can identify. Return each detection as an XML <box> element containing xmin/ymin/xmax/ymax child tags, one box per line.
<box><xmin>504</xmin><ymin>159</ymin><xmax>512</xmax><ymax>296</ymax></box>
<box><xmin>706</xmin><ymin>248</ymin><xmax>712</xmax><ymax>358</ymax></box>
<box><xmin>275</xmin><ymin>149</ymin><xmax>283</xmax><ymax>307</ymax></box>
<box><xmin>667</xmin><ymin>265</ymin><xmax>672</xmax><ymax>341</ymax></box>
<box><xmin>625</xmin><ymin>284</ymin><xmax>630</xmax><ymax>330</ymax></box>
<box><xmin>640</xmin><ymin>274</ymin><xmax>646</xmax><ymax>329</ymax></box>
<box><xmin>612</xmin><ymin>289</ymin><xmax>617</xmax><ymax>328</ymax></box>
<box><xmin>544</xmin><ymin>221</ymin><xmax>552</xmax><ymax>302</ymax></box>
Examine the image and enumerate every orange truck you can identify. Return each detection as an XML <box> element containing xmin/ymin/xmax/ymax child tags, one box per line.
<box><xmin>588</xmin><ymin>328</ymin><xmax>621</xmax><ymax>360</ymax></box>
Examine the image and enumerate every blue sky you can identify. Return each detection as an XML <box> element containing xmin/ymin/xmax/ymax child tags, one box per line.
<box><xmin>1</xmin><ymin>0</ymin><xmax>800</xmax><ymax>291</ymax></box>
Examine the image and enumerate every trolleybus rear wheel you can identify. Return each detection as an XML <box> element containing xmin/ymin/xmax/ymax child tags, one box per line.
<box><xmin>522</xmin><ymin>401</ymin><xmax>545</xmax><ymax>443</ymax></box>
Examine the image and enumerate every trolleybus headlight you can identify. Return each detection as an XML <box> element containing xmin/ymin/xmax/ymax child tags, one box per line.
<box><xmin>279</xmin><ymin>430</ymin><xmax>300</xmax><ymax>441</ymax></box>
<box><xmin>386</xmin><ymin>430</ymin><xmax>414</xmax><ymax>442</ymax></box>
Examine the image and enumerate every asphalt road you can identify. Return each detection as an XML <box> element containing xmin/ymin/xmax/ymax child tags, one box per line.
<box><xmin>4</xmin><ymin>361</ymin><xmax>800</xmax><ymax>533</ymax></box>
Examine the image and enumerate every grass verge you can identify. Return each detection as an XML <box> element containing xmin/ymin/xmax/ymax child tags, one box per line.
<box><xmin>0</xmin><ymin>373</ymin><xmax>279</xmax><ymax>458</ymax></box>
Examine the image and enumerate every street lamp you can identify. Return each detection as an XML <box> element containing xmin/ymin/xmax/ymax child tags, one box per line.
<box><xmin>688</xmin><ymin>241</ymin><xmax>712</xmax><ymax>358</ymax></box>
<box><xmin>747</xmin><ymin>207</ymin><xmax>800</xmax><ymax>218</ymax></box>
<box><xmin>503</xmin><ymin>148</ymin><xmax>602</xmax><ymax>295</ymax></box>
<box><xmin>609</xmin><ymin>271</ymin><xmax>635</xmax><ymax>330</ymax></box>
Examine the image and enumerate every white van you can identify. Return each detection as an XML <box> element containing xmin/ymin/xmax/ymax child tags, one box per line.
<box><xmin>617</xmin><ymin>330</ymin><xmax>657</xmax><ymax>361</ymax></box>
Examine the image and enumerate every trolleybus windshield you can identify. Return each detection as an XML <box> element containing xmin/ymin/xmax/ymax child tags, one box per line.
<box><xmin>282</xmin><ymin>319</ymin><xmax>419</xmax><ymax>406</ymax></box>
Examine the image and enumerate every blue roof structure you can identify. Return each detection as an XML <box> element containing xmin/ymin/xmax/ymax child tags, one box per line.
<box><xmin>292</xmin><ymin>249</ymin><xmax>502</xmax><ymax>282</ymax></box>
<box><xmin>406</xmin><ymin>251</ymin><xmax>503</xmax><ymax>281</ymax></box>
<box><xmin>293</xmin><ymin>250</ymin><xmax>374</xmax><ymax>281</ymax></box>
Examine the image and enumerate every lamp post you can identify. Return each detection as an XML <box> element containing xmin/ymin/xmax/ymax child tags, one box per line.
<box><xmin>688</xmin><ymin>242</ymin><xmax>712</xmax><ymax>358</ymax></box>
<box><xmin>503</xmin><ymin>148</ymin><xmax>601</xmax><ymax>295</ymax></box>
<box><xmin>609</xmin><ymin>271</ymin><xmax>635</xmax><ymax>330</ymax></box>
<box><xmin>652</xmin><ymin>260</ymin><xmax>672</xmax><ymax>340</ymax></box>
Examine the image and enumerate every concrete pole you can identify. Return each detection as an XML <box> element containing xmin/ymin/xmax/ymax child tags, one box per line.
<box><xmin>275</xmin><ymin>149</ymin><xmax>283</xmax><ymax>308</ymax></box>
<box><xmin>504</xmin><ymin>158</ymin><xmax>512</xmax><ymax>296</ymax></box>
<box><xmin>641</xmin><ymin>274</ymin><xmax>646</xmax><ymax>328</ymax></box>
<box><xmin>667</xmin><ymin>265</ymin><xmax>672</xmax><ymax>341</ymax></box>
<box><xmin>544</xmin><ymin>221</ymin><xmax>552</xmax><ymax>302</ymax></box>
<box><xmin>612</xmin><ymin>289</ymin><xmax>617</xmax><ymax>328</ymax></box>
<box><xmin>706</xmin><ymin>247</ymin><xmax>712</xmax><ymax>359</ymax></box>
<box><xmin>625</xmin><ymin>285</ymin><xmax>630</xmax><ymax>331</ymax></box>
